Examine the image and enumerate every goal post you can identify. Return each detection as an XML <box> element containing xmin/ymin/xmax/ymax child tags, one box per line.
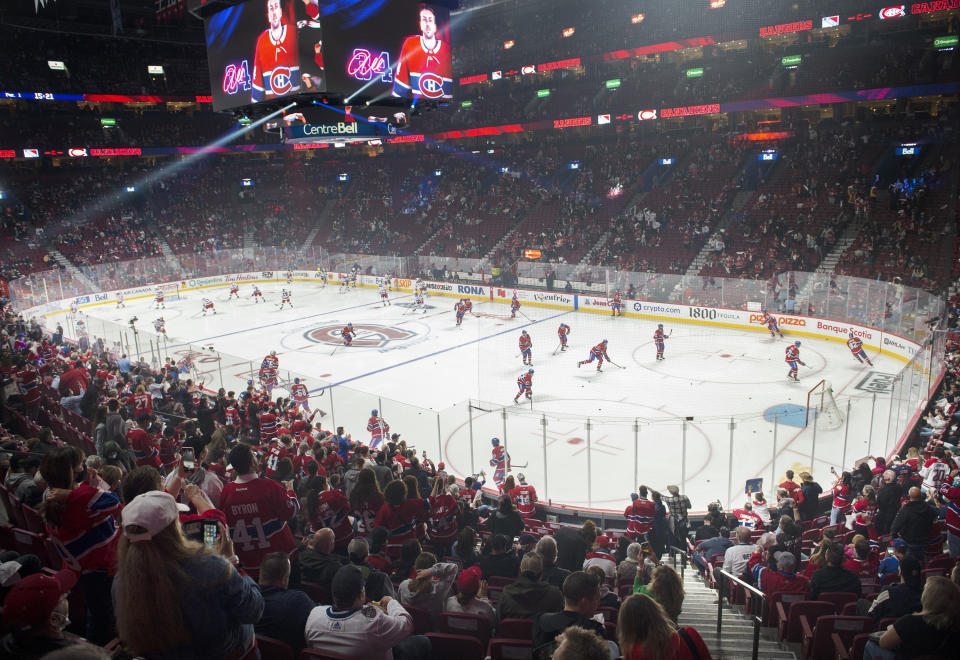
<box><xmin>806</xmin><ymin>379</ymin><xmax>844</xmax><ymax>430</ymax></box>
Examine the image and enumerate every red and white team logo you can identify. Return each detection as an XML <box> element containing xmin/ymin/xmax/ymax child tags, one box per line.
<box><xmin>520</xmin><ymin>65</ymin><xmax>536</xmax><ymax>75</ymax></box>
<box><xmin>68</xmin><ymin>148</ymin><xmax>88</xmax><ymax>157</ymax></box>
<box><xmin>878</xmin><ymin>5</ymin><xmax>906</xmax><ymax>18</ymax></box>
<box><xmin>638</xmin><ymin>109</ymin><xmax>658</xmax><ymax>121</ymax></box>
<box><xmin>418</xmin><ymin>73</ymin><xmax>445</xmax><ymax>99</ymax></box>
<box><xmin>305</xmin><ymin>323</ymin><xmax>418</xmax><ymax>348</ymax></box>
<box><xmin>270</xmin><ymin>67</ymin><xmax>293</xmax><ymax>95</ymax></box>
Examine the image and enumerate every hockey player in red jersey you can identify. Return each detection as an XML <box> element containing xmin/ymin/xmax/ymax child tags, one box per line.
<box><xmin>611</xmin><ymin>289</ymin><xmax>623</xmax><ymax>317</ymax></box>
<box><xmin>578</xmin><ymin>339</ymin><xmax>610</xmax><ymax>371</ymax></box>
<box><xmin>518</xmin><ymin>330</ymin><xmax>532</xmax><ymax>365</ymax></box>
<box><xmin>251</xmin><ymin>0</ymin><xmax>300</xmax><ymax>103</ymax></box>
<box><xmin>489</xmin><ymin>437</ymin><xmax>511</xmax><ymax>491</ymax></box>
<box><xmin>557</xmin><ymin>323</ymin><xmax>571</xmax><ymax>351</ymax></box>
<box><xmin>847</xmin><ymin>333</ymin><xmax>873</xmax><ymax>366</ymax></box>
<box><xmin>514</xmin><ymin>368</ymin><xmax>533</xmax><ymax>404</ymax></box>
<box><xmin>461</xmin><ymin>298</ymin><xmax>473</xmax><ymax>314</ymax></box>
<box><xmin>201</xmin><ymin>297</ymin><xmax>216</xmax><ymax>316</ymax></box>
<box><xmin>760</xmin><ymin>309</ymin><xmax>783</xmax><ymax>338</ymax></box>
<box><xmin>509</xmin><ymin>473</ymin><xmax>538</xmax><ymax>517</ymax></box>
<box><xmin>785</xmin><ymin>341</ymin><xmax>805</xmax><ymax>381</ymax></box>
<box><xmin>341</xmin><ymin>322</ymin><xmax>356</xmax><ymax>345</ymax></box>
<box><xmin>510</xmin><ymin>293</ymin><xmax>520</xmax><ymax>319</ymax></box>
<box><xmin>454</xmin><ymin>301</ymin><xmax>466</xmax><ymax>327</ymax></box>
<box><xmin>392</xmin><ymin>6</ymin><xmax>452</xmax><ymax>100</ymax></box>
<box><xmin>228</xmin><ymin>283</ymin><xmax>240</xmax><ymax>299</ymax></box>
<box><xmin>220</xmin><ymin>443</ymin><xmax>299</xmax><ymax>570</ymax></box>
<box><xmin>290</xmin><ymin>377</ymin><xmax>310</xmax><ymax>411</ymax></box>
<box><xmin>366</xmin><ymin>409</ymin><xmax>390</xmax><ymax>450</ymax></box>
<box><xmin>259</xmin><ymin>350</ymin><xmax>279</xmax><ymax>395</ymax></box>
<box><xmin>654</xmin><ymin>324</ymin><xmax>668</xmax><ymax>360</ymax></box>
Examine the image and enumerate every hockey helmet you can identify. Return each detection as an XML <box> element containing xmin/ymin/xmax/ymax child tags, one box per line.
<box><xmin>794</xmin><ymin>341</ymin><xmax>801</xmax><ymax>346</ymax></box>
<box><xmin>521</xmin><ymin>330</ymin><xmax>528</xmax><ymax>335</ymax></box>
<box><xmin>658</xmin><ymin>324</ymin><xmax>663</xmax><ymax>328</ymax></box>
<box><xmin>347</xmin><ymin>322</ymin><xmax>353</xmax><ymax>327</ymax></box>
<box><xmin>761</xmin><ymin>309</ymin><xmax>767</xmax><ymax>314</ymax></box>
<box><xmin>270</xmin><ymin>350</ymin><xmax>276</xmax><ymax>356</ymax></box>
<box><xmin>491</xmin><ymin>437</ymin><xmax>500</xmax><ymax>446</ymax></box>
<box><xmin>528</xmin><ymin>368</ymin><xmax>534</xmax><ymax>374</ymax></box>
<box><xmin>371</xmin><ymin>409</ymin><xmax>378</xmax><ymax>416</ymax></box>
<box><xmin>848</xmin><ymin>332</ymin><xmax>855</xmax><ymax>338</ymax></box>
<box><xmin>602</xmin><ymin>339</ymin><xmax>608</xmax><ymax>343</ymax></box>
<box><xmin>294</xmin><ymin>377</ymin><xmax>300</xmax><ymax>383</ymax></box>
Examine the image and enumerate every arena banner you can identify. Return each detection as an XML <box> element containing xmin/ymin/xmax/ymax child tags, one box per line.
<box><xmin>490</xmin><ymin>286</ymin><xmax>573</xmax><ymax>308</ymax></box>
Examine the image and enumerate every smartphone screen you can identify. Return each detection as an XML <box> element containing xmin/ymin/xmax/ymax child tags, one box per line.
<box><xmin>203</xmin><ymin>522</ymin><xmax>218</xmax><ymax>549</ymax></box>
<box><xmin>183</xmin><ymin>448</ymin><xmax>195</xmax><ymax>470</ymax></box>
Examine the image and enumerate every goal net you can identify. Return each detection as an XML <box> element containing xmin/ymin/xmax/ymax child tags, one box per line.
<box><xmin>805</xmin><ymin>379</ymin><xmax>844</xmax><ymax>430</ymax></box>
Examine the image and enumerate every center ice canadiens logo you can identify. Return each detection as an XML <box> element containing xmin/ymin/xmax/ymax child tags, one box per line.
<box><xmin>305</xmin><ymin>323</ymin><xmax>418</xmax><ymax>348</ymax></box>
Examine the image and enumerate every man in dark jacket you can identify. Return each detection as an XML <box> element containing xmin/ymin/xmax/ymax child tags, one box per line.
<box><xmin>890</xmin><ymin>487</ymin><xmax>937</xmax><ymax>560</ymax></box>
<box><xmin>532</xmin><ymin>571</ymin><xmax>607</xmax><ymax>660</ymax></box>
<box><xmin>479</xmin><ymin>534</ymin><xmax>520</xmax><ymax>580</ymax></box>
<box><xmin>299</xmin><ymin>529</ymin><xmax>345</xmax><ymax>593</ymax></box>
<box><xmin>555</xmin><ymin>522</ymin><xmax>594</xmax><ymax>572</ymax></box>
<box><xmin>497</xmin><ymin>553</ymin><xmax>563</xmax><ymax>620</ymax></box>
<box><xmin>863</xmin><ymin>555</ymin><xmax>923</xmax><ymax>626</ymax></box>
<box><xmin>536</xmin><ymin>535</ymin><xmax>571</xmax><ymax>589</ymax></box>
<box><xmin>809</xmin><ymin>543</ymin><xmax>862</xmax><ymax>599</ymax></box>
<box><xmin>874</xmin><ymin>469</ymin><xmax>904</xmax><ymax>535</ymax></box>
<box><xmin>256</xmin><ymin>552</ymin><xmax>315</xmax><ymax>655</ymax></box>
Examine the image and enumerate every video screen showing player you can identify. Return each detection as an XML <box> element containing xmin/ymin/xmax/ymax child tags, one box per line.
<box><xmin>205</xmin><ymin>0</ymin><xmax>307</xmax><ymax>112</ymax></box>
<box><xmin>392</xmin><ymin>4</ymin><xmax>452</xmax><ymax>100</ymax></box>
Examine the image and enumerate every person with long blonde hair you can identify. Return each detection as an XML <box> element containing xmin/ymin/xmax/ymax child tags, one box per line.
<box><xmin>114</xmin><ymin>491</ymin><xmax>263</xmax><ymax>659</ymax></box>
<box><xmin>868</xmin><ymin>576</ymin><xmax>960</xmax><ymax>659</ymax></box>
<box><xmin>617</xmin><ymin>593</ymin><xmax>712</xmax><ymax>660</ymax></box>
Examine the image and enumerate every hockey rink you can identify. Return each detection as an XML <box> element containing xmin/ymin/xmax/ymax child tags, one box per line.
<box><xmin>72</xmin><ymin>281</ymin><xmax>907</xmax><ymax>512</ymax></box>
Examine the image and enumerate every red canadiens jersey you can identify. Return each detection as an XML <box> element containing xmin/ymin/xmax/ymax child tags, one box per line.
<box><xmin>47</xmin><ymin>484</ymin><xmax>121</xmax><ymax>574</ymax></box>
<box><xmin>352</xmin><ymin>493</ymin><xmax>383</xmax><ymax>536</ymax></box>
<box><xmin>511</xmin><ymin>296</ymin><xmax>520</xmax><ymax>309</ymax></box>
<box><xmin>393</xmin><ymin>36</ymin><xmax>452</xmax><ymax>99</ymax></box>
<box><xmin>220</xmin><ymin>477</ymin><xmax>299</xmax><ymax>568</ymax></box>
<box><xmin>225</xmin><ymin>405</ymin><xmax>240</xmax><ymax>426</ymax></box>
<box><xmin>342</xmin><ymin>326</ymin><xmax>355</xmax><ymax>338</ymax></box>
<box><xmin>455</xmin><ymin>303</ymin><xmax>466</xmax><ymax>315</ymax></box>
<box><xmin>291</xmin><ymin>383</ymin><xmax>309</xmax><ymax>403</ymax></box>
<box><xmin>654</xmin><ymin>329</ymin><xmax>665</xmax><ymax>342</ymax></box>
<box><xmin>310</xmin><ymin>489</ymin><xmax>354</xmax><ymax>548</ymax></box>
<box><xmin>847</xmin><ymin>337</ymin><xmax>863</xmax><ymax>353</ymax></box>
<box><xmin>763</xmin><ymin>313</ymin><xmax>778</xmax><ymax>327</ymax></box>
<box><xmin>785</xmin><ymin>345</ymin><xmax>800</xmax><ymax>363</ymax></box>
<box><xmin>938</xmin><ymin>482</ymin><xmax>960</xmax><ymax>535</ymax></box>
<box><xmin>625</xmin><ymin>498</ymin><xmax>656</xmax><ymax>535</ymax></box>
<box><xmin>558</xmin><ymin>323</ymin><xmax>570</xmax><ymax>338</ymax></box>
<box><xmin>428</xmin><ymin>493</ymin><xmax>460</xmax><ymax>544</ymax></box>
<box><xmin>366</xmin><ymin>416</ymin><xmax>390</xmax><ymax>442</ymax></box>
<box><xmin>462</xmin><ymin>299</ymin><xmax>472</xmax><ymax>311</ymax></box>
<box><xmin>264</xmin><ymin>441</ymin><xmax>291</xmax><ymax>478</ymax></box>
<box><xmin>259</xmin><ymin>412</ymin><xmax>278</xmax><ymax>440</ymax></box>
<box><xmin>510</xmin><ymin>484</ymin><xmax>538</xmax><ymax>516</ymax></box>
<box><xmin>591</xmin><ymin>342</ymin><xmax>607</xmax><ymax>356</ymax></box>
<box><xmin>261</xmin><ymin>355</ymin><xmax>279</xmax><ymax>374</ymax></box>
<box><xmin>126</xmin><ymin>393</ymin><xmax>152</xmax><ymax>417</ymax></box>
<box><xmin>252</xmin><ymin>25</ymin><xmax>300</xmax><ymax>102</ymax></box>
<box><xmin>612</xmin><ymin>292</ymin><xmax>622</xmax><ymax>305</ymax></box>
<box><xmin>127</xmin><ymin>428</ymin><xmax>160</xmax><ymax>468</ymax></box>
<box><xmin>519</xmin><ymin>335</ymin><xmax>532</xmax><ymax>350</ymax></box>
<box><xmin>17</xmin><ymin>368</ymin><xmax>41</xmax><ymax>405</ymax></box>
<box><xmin>517</xmin><ymin>373</ymin><xmax>532</xmax><ymax>389</ymax></box>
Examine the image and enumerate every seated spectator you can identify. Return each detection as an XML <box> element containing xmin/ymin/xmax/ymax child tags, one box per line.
<box><xmin>843</xmin><ymin>535</ymin><xmax>877</xmax><ymax>576</ymax></box>
<box><xmin>877</xmin><ymin>539</ymin><xmax>907</xmax><ymax>582</ymax></box>
<box><xmin>551</xmin><ymin>625</ymin><xmax>610</xmax><ymax>660</ymax></box>
<box><xmin>865</xmin><ymin>576</ymin><xmax>960</xmax><ymax>660</ymax></box>
<box><xmin>864</xmin><ymin>554</ymin><xmax>923</xmax><ymax>626</ymax></box>
<box><xmin>583</xmin><ymin>534</ymin><xmax>617</xmax><ymax>579</ymax></box>
<box><xmin>452</xmin><ymin>526</ymin><xmax>481</xmax><ymax>568</ymax></box>
<box><xmin>537</xmin><ymin>535</ymin><xmax>571</xmax><ymax>589</ymax></box>
<box><xmin>39</xmin><ymin>445</ymin><xmax>121</xmax><ymax>645</ymax></box>
<box><xmin>634</xmin><ymin>564</ymin><xmax>684</xmax><ymax>623</ymax></box>
<box><xmin>487</xmin><ymin>494</ymin><xmax>525</xmax><ymax>540</ymax></box>
<box><xmin>5</xmin><ymin>454</ymin><xmax>43</xmax><ymax>507</ymax></box>
<box><xmin>586</xmin><ymin>565</ymin><xmax>620</xmax><ymax>611</ymax></box>
<box><xmin>346</xmin><ymin>536</ymin><xmax>395</xmax><ymax>601</ymax></box>
<box><xmin>443</xmin><ymin>565</ymin><xmax>497</xmax><ymax>627</ymax></box>
<box><xmin>397</xmin><ymin>553</ymin><xmax>458</xmax><ymax>616</ymax></box>
<box><xmin>532</xmin><ymin>571</ymin><xmax>608</xmax><ymax>660</ymax></box>
<box><xmin>255</xmin><ymin>551</ymin><xmax>315</xmax><ymax>656</ymax></box>
<box><xmin>692</xmin><ymin>527</ymin><xmax>732</xmax><ymax>573</ymax></box>
<box><xmin>0</xmin><ymin>569</ymin><xmax>82</xmax><ymax>658</ymax></box>
<box><xmin>617</xmin><ymin>593</ymin><xmax>711</xmax><ymax>660</ymax></box>
<box><xmin>497</xmin><ymin>552</ymin><xmax>563</xmax><ymax>620</ymax></box>
<box><xmin>299</xmin><ymin>528</ymin><xmax>345</xmax><ymax>592</ymax></box>
<box><xmin>617</xmin><ymin>542</ymin><xmax>643</xmax><ymax>585</ymax></box>
<box><xmin>753</xmin><ymin>551</ymin><xmax>808</xmax><ymax>596</ymax></box>
<box><xmin>479</xmin><ymin>533</ymin><xmax>520</xmax><ymax>580</ymax></box>
<box><xmin>809</xmin><ymin>543</ymin><xmax>862</xmax><ymax>600</ymax></box>
<box><xmin>366</xmin><ymin>527</ymin><xmax>394</xmax><ymax>573</ymax></box>
<box><xmin>304</xmin><ymin>564</ymin><xmax>429</xmax><ymax>659</ymax></box>
<box><xmin>721</xmin><ymin>526</ymin><xmax>754</xmax><ymax>577</ymax></box>
<box><xmin>114</xmin><ymin>491</ymin><xmax>264</xmax><ymax>659</ymax></box>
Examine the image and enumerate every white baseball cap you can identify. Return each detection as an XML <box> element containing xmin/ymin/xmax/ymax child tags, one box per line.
<box><xmin>121</xmin><ymin>491</ymin><xmax>179</xmax><ymax>542</ymax></box>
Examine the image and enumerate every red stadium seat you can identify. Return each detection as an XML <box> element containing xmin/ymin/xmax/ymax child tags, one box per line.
<box><xmin>497</xmin><ymin>618</ymin><xmax>534</xmax><ymax>640</ymax></box>
<box><xmin>424</xmin><ymin>632</ymin><xmax>484</xmax><ymax>660</ymax></box>
<box><xmin>800</xmin><ymin>616</ymin><xmax>871</xmax><ymax>660</ymax></box>
<box><xmin>256</xmin><ymin>634</ymin><xmax>294</xmax><ymax>660</ymax></box>
<box><xmin>487</xmin><ymin>638</ymin><xmax>532</xmax><ymax>660</ymax></box>
<box><xmin>779</xmin><ymin>600</ymin><xmax>834</xmax><ymax>643</ymax></box>
<box><xmin>435</xmin><ymin>612</ymin><xmax>492</xmax><ymax>649</ymax></box>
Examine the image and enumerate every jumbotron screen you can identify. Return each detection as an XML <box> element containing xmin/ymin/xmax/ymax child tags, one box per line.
<box><xmin>205</xmin><ymin>0</ymin><xmax>452</xmax><ymax>112</ymax></box>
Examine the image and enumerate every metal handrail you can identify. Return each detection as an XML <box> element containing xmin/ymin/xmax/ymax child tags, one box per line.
<box><xmin>667</xmin><ymin>545</ymin><xmax>688</xmax><ymax>580</ymax></box>
<box><xmin>715</xmin><ymin>568</ymin><xmax>767</xmax><ymax>660</ymax></box>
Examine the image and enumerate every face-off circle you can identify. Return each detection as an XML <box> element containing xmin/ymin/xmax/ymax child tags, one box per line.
<box><xmin>302</xmin><ymin>322</ymin><xmax>423</xmax><ymax>349</ymax></box>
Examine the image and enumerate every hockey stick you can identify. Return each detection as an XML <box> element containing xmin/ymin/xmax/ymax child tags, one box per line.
<box><xmin>519</xmin><ymin>311</ymin><xmax>534</xmax><ymax>322</ymax></box>
<box><xmin>606</xmin><ymin>359</ymin><xmax>627</xmax><ymax>369</ymax></box>
<box><xmin>552</xmin><ymin>341</ymin><xmax>562</xmax><ymax>355</ymax></box>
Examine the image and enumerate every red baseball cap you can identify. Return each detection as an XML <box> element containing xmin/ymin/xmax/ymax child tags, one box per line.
<box><xmin>2</xmin><ymin>569</ymin><xmax>78</xmax><ymax>629</ymax></box>
<box><xmin>595</xmin><ymin>535</ymin><xmax>611</xmax><ymax>548</ymax></box>
<box><xmin>456</xmin><ymin>566</ymin><xmax>482</xmax><ymax>594</ymax></box>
